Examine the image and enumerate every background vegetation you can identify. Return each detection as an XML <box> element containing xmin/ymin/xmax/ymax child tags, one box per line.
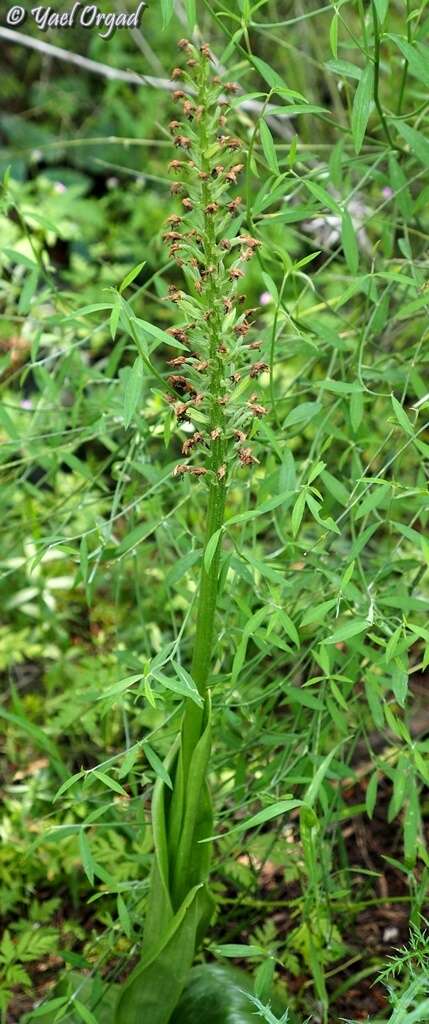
<box><xmin>1</xmin><ymin>1</ymin><xmax>429</xmax><ymax>1021</ymax></box>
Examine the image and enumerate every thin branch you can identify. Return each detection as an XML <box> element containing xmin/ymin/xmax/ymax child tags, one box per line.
<box><xmin>0</xmin><ymin>25</ymin><xmax>292</xmax><ymax>133</ymax></box>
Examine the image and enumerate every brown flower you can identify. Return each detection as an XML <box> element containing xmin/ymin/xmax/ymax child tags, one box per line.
<box><xmin>167</xmin><ymin>356</ymin><xmax>188</xmax><ymax>367</ymax></box>
<box><xmin>239</xmin><ymin>447</ymin><xmax>259</xmax><ymax>465</ymax></box>
<box><xmin>227</xmin><ymin>196</ymin><xmax>242</xmax><ymax>212</ymax></box>
<box><xmin>168</xmin><ymin>159</ymin><xmax>183</xmax><ymax>172</ymax></box>
<box><xmin>225</xmin><ymin>163</ymin><xmax>244</xmax><ymax>183</ymax></box>
<box><xmin>234</xmin><ymin>321</ymin><xmax>250</xmax><ymax>337</ymax></box>
<box><xmin>249</xmin><ymin>361</ymin><xmax>269</xmax><ymax>378</ymax></box>
<box><xmin>173</xmin><ymin>464</ymin><xmax>207</xmax><ymax>477</ymax></box>
<box><xmin>167</xmin><ymin>327</ymin><xmax>189</xmax><ymax>344</ymax></box>
<box><xmin>182</xmin><ymin>431</ymin><xmax>203</xmax><ymax>455</ymax></box>
<box><xmin>247</xmin><ymin>400</ymin><xmax>267</xmax><ymax>417</ymax></box>
<box><xmin>175</xmin><ymin>136</ymin><xmax>192</xmax><ymax>149</ymax></box>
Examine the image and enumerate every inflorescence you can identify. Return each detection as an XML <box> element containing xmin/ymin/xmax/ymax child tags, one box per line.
<box><xmin>161</xmin><ymin>39</ymin><xmax>268</xmax><ymax>485</ymax></box>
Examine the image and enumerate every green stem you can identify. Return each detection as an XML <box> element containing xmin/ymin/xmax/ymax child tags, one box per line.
<box><xmin>371</xmin><ymin>1</ymin><xmax>394</xmax><ymax>150</ymax></box>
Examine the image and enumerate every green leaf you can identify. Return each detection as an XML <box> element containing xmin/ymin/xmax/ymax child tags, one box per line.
<box><xmin>117</xmin><ymin>521</ymin><xmax>158</xmax><ymax>555</ymax></box>
<box><xmin>351</xmin><ymin>63</ymin><xmax>374</xmax><ymax>153</ymax></box>
<box><xmin>165</xmin><ymin>549</ymin><xmax>201</xmax><ymax>587</ymax></box>
<box><xmin>329</xmin><ymin>12</ymin><xmax>338</xmax><ymax>58</ymax></box>
<box><xmin>3</xmin><ymin>247</ymin><xmax>39</xmax><ymax>269</ymax></box>
<box><xmin>391</xmin><ymin>394</ymin><xmax>414</xmax><ymax>436</ymax></box>
<box><xmin>18</xmin><ymin>268</ymin><xmax>38</xmax><ymax>315</ymax></box>
<box><xmin>130</xmin><ymin>315</ymin><xmax>186</xmax><ymax>352</ymax></box>
<box><xmin>54</xmin><ymin>771</ymin><xmax>85</xmax><ymax>801</ymax></box>
<box><xmin>395</xmin><ymin>122</ymin><xmax>429</xmax><ymax>168</ymax></box>
<box><xmin>366</xmin><ymin>772</ymin><xmax>378</xmax><ymax>819</ymax></box>
<box><xmin>259</xmin><ymin>119</ymin><xmax>280</xmax><ymax>175</ymax></box>
<box><xmin>291</xmin><ymin>490</ymin><xmax>306</xmax><ymax>538</ymax></box>
<box><xmin>252</xmin><ymin>56</ymin><xmax>293</xmax><ymax>95</ymax></box>
<box><xmin>119</xmin><ymin>261</ymin><xmax>146</xmax><ymax>294</ymax></box>
<box><xmin>96</xmin><ymin>674</ymin><xmax>143</xmax><ymax>701</ymax></box>
<box><xmin>151</xmin><ymin>666</ymin><xmax>203</xmax><ymax>707</ymax></box>
<box><xmin>374</xmin><ymin>0</ymin><xmax>388</xmax><ymax>23</ymax></box>
<box><xmin>28</xmin><ymin>996</ymin><xmax>69</xmax><ymax>1018</ymax></box>
<box><xmin>341</xmin><ymin>211</ymin><xmax>359</xmax><ymax>274</ymax></box>
<box><xmin>115</xmin><ymin>885</ymin><xmax>207</xmax><ymax>1024</ymax></box>
<box><xmin>278</xmin><ymin>610</ymin><xmax>300</xmax><ymax>648</ymax></box>
<box><xmin>79</xmin><ymin>829</ymin><xmax>95</xmax><ymax>886</ymax></box>
<box><xmin>325</xmin><ymin>59</ymin><xmax>362</xmax><ymax>81</ymax></box>
<box><xmin>223</xmin><ymin>799</ymin><xmax>302</xmax><ymax>836</ymax></box>
<box><xmin>118</xmin><ymin>894</ymin><xmax>132</xmax><ymax>940</ymax></box>
<box><xmin>171</xmin><ymin>964</ymin><xmax>289</xmax><ymax>1024</ymax></box>
<box><xmin>350</xmin><ymin>390</ymin><xmax>364</xmax><ymax>432</ymax></box>
<box><xmin>92</xmin><ymin>769</ymin><xmax>128</xmax><ymax>797</ymax></box>
<box><xmin>184</xmin><ymin>0</ymin><xmax>196</xmax><ymax>30</ymax></box>
<box><xmin>204</xmin><ymin>528</ymin><xmax>223</xmax><ymax>573</ymax></box>
<box><xmin>301</xmin><ymin>599</ymin><xmax>337</xmax><ymax>627</ymax></box>
<box><xmin>304</xmin><ymin>181</ymin><xmax>341</xmax><ymax>215</ymax></box>
<box><xmin>225</xmin><ymin>489</ymin><xmax>296</xmax><ymax>531</ymax></box>
<box><xmin>123</xmin><ymin>357</ymin><xmax>143</xmax><ymax>429</ymax></box>
<box><xmin>143</xmin><ymin>742</ymin><xmax>173</xmax><ymax>789</ymax></box>
<box><xmin>213</xmin><ymin>945</ymin><xmax>263</xmax><ymax>958</ymax></box>
<box><xmin>326</xmin><ymin>619</ymin><xmax>368</xmax><ymax>644</ymax></box>
<box><xmin>75</xmin><ymin>1000</ymin><xmax>99</xmax><ymax>1024</ymax></box>
<box><xmin>284</xmin><ymin>401</ymin><xmax>321</xmax><ymax>432</ymax></box>
<box><xmin>388</xmin><ymin>35</ymin><xmax>429</xmax><ymax>89</ymax></box>
<box><xmin>305</xmin><ymin>744</ymin><xmax>342</xmax><ymax>807</ymax></box>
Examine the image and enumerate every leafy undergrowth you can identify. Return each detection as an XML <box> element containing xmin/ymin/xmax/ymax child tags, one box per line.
<box><xmin>1</xmin><ymin>1</ymin><xmax>429</xmax><ymax>1022</ymax></box>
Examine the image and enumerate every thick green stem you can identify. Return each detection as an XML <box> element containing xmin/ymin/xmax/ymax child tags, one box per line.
<box><xmin>181</xmin><ymin>477</ymin><xmax>226</xmax><ymax>773</ymax></box>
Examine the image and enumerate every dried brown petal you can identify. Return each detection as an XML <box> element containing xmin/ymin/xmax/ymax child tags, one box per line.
<box><xmin>247</xmin><ymin>401</ymin><xmax>267</xmax><ymax>417</ymax></box>
<box><xmin>182</xmin><ymin>431</ymin><xmax>203</xmax><ymax>455</ymax></box>
<box><xmin>249</xmin><ymin>361</ymin><xmax>269</xmax><ymax>378</ymax></box>
<box><xmin>239</xmin><ymin>447</ymin><xmax>259</xmax><ymax>466</ymax></box>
